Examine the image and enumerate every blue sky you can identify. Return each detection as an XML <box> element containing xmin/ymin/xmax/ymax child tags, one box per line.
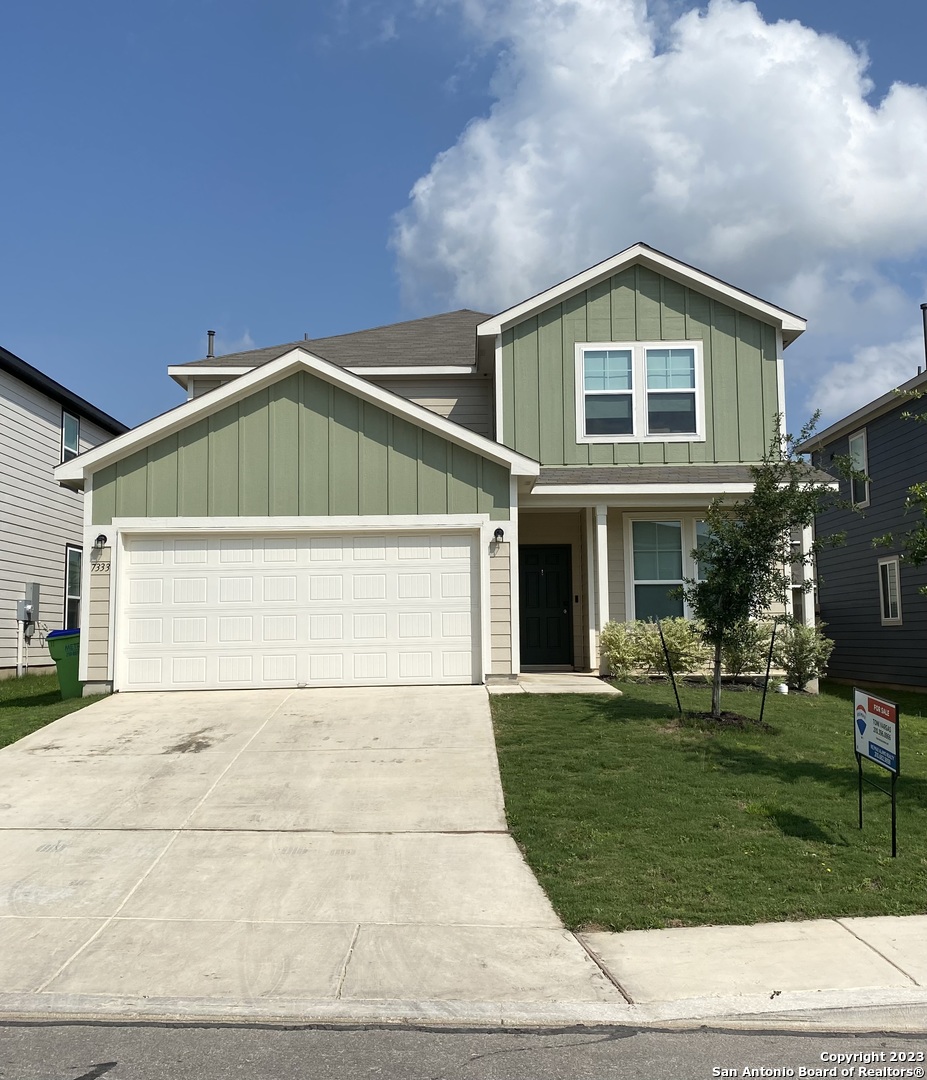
<box><xmin>2</xmin><ymin>0</ymin><xmax>926</xmax><ymax>429</ymax></box>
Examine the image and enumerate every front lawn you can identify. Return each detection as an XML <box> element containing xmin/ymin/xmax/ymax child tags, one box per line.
<box><xmin>0</xmin><ymin>673</ymin><xmax>101</xmax><ymax>750</ymax></box>
<box><xmin>491</xmin><ymin>680</ymin><xmax>927</xmax><ymax>931</ymax></box>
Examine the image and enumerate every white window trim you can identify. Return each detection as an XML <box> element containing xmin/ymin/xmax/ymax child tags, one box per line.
<box><xmin>623</xmin><ymin>514</ymin><xmax>707</xmax><ymax>621</ymax></box>
<box><xmin>848</xmin><ymin>428</ymin><xmax>869</xmax><ymax>508</ymax></box>
<box><xmin>574</xmin><ymin>340</ymin><xmax>705</xmax><ymax>444</ymax></box>
<box><xmin>878</xmin><ymin>555</ymin><xmax>902</xmax><ymax>626</ymax></box>
<box><xmin>61</xmin><ymin>411</ymin><xmax>80</xmax><ymax>462</ymax></box>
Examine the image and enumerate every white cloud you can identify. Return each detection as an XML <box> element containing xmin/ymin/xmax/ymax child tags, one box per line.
<box><xmin>810</xmin><ymin>332</ymin><xmax>926</xmax><ymax>420</ymax></box>
<box><xmin>393</xmin><ymin>0</ymin><xmax>927</xmax><ymax>422</ymax></box>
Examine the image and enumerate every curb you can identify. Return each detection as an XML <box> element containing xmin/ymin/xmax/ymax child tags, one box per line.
<box><xmin>1</xmin><ymin>987</ymin><xmax>927</xmax><ymax>1032</ymax></box>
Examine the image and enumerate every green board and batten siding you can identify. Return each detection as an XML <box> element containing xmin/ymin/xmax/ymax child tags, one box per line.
<box><xmin>90</xmin><ymin>371</ymin><xmax>511</xmax><ymax>525</ymax></box>
<box><xmin>501</xmin><ymin>265</ymin><xmax>781</xmax><ymax>465</ymax></box>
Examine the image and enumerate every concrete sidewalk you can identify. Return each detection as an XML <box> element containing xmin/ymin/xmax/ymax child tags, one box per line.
<box><xmin>577</xmin><ymin>915</ymin><xmax>927</xmax><ymax>1030</ymax></box>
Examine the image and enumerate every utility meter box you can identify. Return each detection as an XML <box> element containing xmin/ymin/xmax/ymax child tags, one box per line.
<box><xmin>16</xmin><ymin>583</ymin><xmax>40</xmax><ymax>624</ymax></box>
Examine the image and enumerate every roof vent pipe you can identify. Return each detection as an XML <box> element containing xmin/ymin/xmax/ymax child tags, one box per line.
<box><xmin>207</xmin><ymin>330</ymin><xmax>215</xmax><ymax>359</ymax></box>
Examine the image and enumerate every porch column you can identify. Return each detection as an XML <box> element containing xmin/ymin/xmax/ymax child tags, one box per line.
<box><xmin>595</xmin><ymin>505</ymin><xmax>609</xmax><ymax>672</ymax></box>
<box><xmin>800</xmin><ymin>523</ymin><xmax>815</xmax><ymax>627</ymax></box>
<box><xmin>585</xmin><ymin>507</ymin><xmax>597</xmax><ymax>669</ymax></box>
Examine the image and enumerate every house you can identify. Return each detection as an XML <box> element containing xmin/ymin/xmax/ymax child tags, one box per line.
<box><xmin>1</xmin><ymin>345</ymin><xmax>127</xmax><ymax>677</ymax></box>
<box><xmin>801</xmin><ymin>370</ymin><xmax>927</xmax><ymax>691</ymax></box>
<box><xmin>54</xmin><ymin>243</ymin><xmax>807</xmax><ymax>694</ymax></box>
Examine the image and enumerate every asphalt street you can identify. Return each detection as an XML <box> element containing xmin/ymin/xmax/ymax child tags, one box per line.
<box><xmin>2</xmin><ymin>1023</ymin><xmax>927</xmax><ymax>1080</ymax></box>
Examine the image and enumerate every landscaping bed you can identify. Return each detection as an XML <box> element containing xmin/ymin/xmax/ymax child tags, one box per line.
<box><xmin>491</xmin><ymin>679</ymin><xmax>927</xmax><ymax>931</ymax></box>
<box><xmin>0</xmin><ymin>673</ymin><xmax>101</xmax><ymax>750</ymax></box>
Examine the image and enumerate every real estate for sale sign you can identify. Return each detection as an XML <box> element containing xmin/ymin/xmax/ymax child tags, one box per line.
<box><xmin>854</xmin><ymin>689</ymin><xmax>899</xmax><ymax>774</ymax></box>
<box><xmin>854</xmin><ymin>687</ymin><xmax>900</xmax><ymax>857</ymax></box>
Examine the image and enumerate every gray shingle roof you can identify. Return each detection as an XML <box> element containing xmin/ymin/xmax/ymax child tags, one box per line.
<box><xmin>537</xmin><ymin>464</ymin><xmax>834</xmax><ymax>485</ymax></box>
<box><xmin>178</xmin><ymin>310</ymin><xmax>490</xmax><ymax>371</ymax></box>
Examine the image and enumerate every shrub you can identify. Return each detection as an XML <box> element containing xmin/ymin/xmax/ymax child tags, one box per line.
<box><xmin>599</xmin><ymin>621</ymin><xmax>639</xmax><ymax>680</ymax></box>
<box><xmin>773</xmin><ymin>621</ymin><xmax>835</xmax><ymax>690</ymax></box>
<box><xmin>636</xmin><ymin>617</ymin><xmax>709</xmax><ymax>675</ymax></box>
<box><xmin>600</xmin><ymin>618</ymin><xmax>708</xmax><ymax>678</ymax></box>
<box><xmin>721</xmin><ymin>620</ymin><xmax>774</xmax><ymax>676</ymax></box>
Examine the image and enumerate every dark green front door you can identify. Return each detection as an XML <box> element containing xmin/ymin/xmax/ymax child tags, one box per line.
<box><xmin>519</xmin><ymin>545</ymin><xmax>572</xmax><ymax>666</ymax></box>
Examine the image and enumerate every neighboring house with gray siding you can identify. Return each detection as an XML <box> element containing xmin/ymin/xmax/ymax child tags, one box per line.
<box><xmin>803</xmin><ymin>371</ymin><xmax>927</xmax><ymax>690</ymax></box>
<box><xmin>1</xmin><ymin>345</ymin><xmax>127</xmax><ymax>677</ymax></box>
<box><xmin>55</xmin><ymin>243</ymin><xmax>808</xmax><ymax>694</ymax></box>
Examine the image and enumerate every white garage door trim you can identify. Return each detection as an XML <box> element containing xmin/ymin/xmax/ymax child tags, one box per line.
<box><xmin>110</xmin><ymin>518</ymin><xmax>490</xmax><ymax>695</ymax></box>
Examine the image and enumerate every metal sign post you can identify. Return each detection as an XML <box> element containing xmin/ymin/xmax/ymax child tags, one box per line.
<box><xmin>854</xmin><ymin>688</ymin><xmax>900</xmax><ymax>857</ymax></box>
<box><xmin>655</xmin><ymin>618</ymin><xmax>683</xmax><ymax>717</ymax></box>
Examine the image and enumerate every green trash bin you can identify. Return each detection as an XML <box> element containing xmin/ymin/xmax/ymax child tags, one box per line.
<box><xmin>46</xmin><ymin>629</ymin><xmax>83</xmax><ymax>700</ymax></box>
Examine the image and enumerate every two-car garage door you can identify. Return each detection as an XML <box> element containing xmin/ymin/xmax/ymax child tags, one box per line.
<box><xmin>116</xmin><ymin>532</ymin><xmax>479</xmax><ymax>690</ymax></box>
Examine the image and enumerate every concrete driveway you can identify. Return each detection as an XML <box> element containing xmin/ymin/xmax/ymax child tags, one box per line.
<box><xmin>0</xmin><ymin>686</ymin><xmax>623</xmax><ymax>1020</ymax></box>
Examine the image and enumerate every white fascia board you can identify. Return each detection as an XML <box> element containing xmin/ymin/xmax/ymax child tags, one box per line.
<box><xmin>167</xmin><ymin>364</ymin><xmax>254</xmax><ymax>388</ymax></box>
<box><xmin>477</xmin><ymin>243</ymin><xmax>806</xmax><ymax>342</ymax></box>
<box><xmin>532</xmin><ymin>483</ymin><xmax>757</xmax><ymax>496</ymax></box>
<box><xmin>57</xmin><ymin>348</ymin><xmax>539</xmax><ymax>485</ymax></box>
<box><xmin>525</xmin><ymin>478</ymin><xmax>837</xmax><ymax>508</ymax></box>
<box><xmin>166</xmin><ymin>365</ymin><xmax>253</xmax><ymax>376</ymax></box>
<box><xmin>348</xmin><ymin>365</ymin><xmax>476</xmax><ymax>376</ymax></box>
<box><xmin>168</xmin><ymin>364</ymin><xmax>476</xmax><ymax>381</ymax></box>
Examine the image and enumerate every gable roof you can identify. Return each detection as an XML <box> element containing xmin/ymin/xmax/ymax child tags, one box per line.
<box><xmin>169</xmin><ymin>310</ymin><xmax>489</xmax><ymax>386</ymax></box>
<box><xmin>56</xmin><ymin>346</ymin><xmax>539</xmax><ymax>490</ymax></box>
<box><xmin>1</xmin><ymin>344</ymin><xmax>127</xmax><ymax>436</ymax></box>
<box><xmin>797</xmin><ymin>368</ymin><xmax>927</xmax><ymax>452</ymax></box>
<box><xmin>476</xmin><ymin>242</ymin><xmax>807</xmax><ymax>346</ymax></box>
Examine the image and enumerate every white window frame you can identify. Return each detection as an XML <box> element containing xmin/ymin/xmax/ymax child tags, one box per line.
<box><xmin>848</xmin><ymin>429</ymin><xmax>869</xmax><ymax>508</ymax></box>
<box><xmin>575</xmin><ymin>340</ymin><xmax>706</xmax><ymax>444</ymax></box>
<box><xmin>878</xmin><ymin>556</ymin><xmax>902</xmax><ymax>626</ymax></box>
<box><xmin>64</xmin><ymin>544</ymin><xmax>82</xmax><ymax>629</ymax></box>
<box><xmin>61</xmin><ymin>411</ymin><xmax>80</xmax><ymax>462</ymax></box>
<box><xmin>623</xmin><ymin>514</ymin><xmax>708</xmax><ymax>621</ymax></box>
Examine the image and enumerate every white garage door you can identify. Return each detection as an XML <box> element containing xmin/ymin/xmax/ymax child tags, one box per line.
<box><xmin>116</xmin><ymin>532</ymin><xmax>480</xmax><ymax>690</ymax></box>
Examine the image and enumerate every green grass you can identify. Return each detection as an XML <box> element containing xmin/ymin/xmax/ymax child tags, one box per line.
<box><xmin>0</xmin><ymin>673</ymin><xmax>101</xmax><ymax>750</ymax></box>
<box><xmin>491</xmin><ymin>680</ymin><xmax>927</xmax><ymax>931</ymax></box>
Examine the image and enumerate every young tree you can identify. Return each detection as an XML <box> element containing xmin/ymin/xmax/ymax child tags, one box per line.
<box><xmin>680</xmin><ymin>418</ymin><xmax>836</xmax><ymax>718</ymax></box>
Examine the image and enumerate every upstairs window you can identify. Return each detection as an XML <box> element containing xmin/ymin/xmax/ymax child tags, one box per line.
<box><xmin>848</xmin><ymin>429</ymin><xmax>869</xmax><ymax>507</ymax></box>
<box><xmin>582</xmin><ymin>349</ymin><xmax>633</xmax><ymax>435</ymax></box>
<box><xmin>646</xmin><ymin>348</ymin><xmax>697</xmax><ymax>434</ymax></box>
<box><xmin>61</xmin><ymin>412</ymin><xmax>80</xmax><ymax>462</ymax></box>
<box><xmin>576</xmin><ymin>341</ymin><xmax>704</xmax><ymax>443</ymax></box>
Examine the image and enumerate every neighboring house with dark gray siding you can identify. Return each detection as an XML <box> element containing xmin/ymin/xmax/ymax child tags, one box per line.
<box><xmin>803</xmin><ymin>370</ymin><xmax>927</xmax><ymax>690</ymax></box>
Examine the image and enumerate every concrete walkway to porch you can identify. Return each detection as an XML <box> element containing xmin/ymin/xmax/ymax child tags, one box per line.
<box><xmin>487</xmin><ymin>672</ymin><xmax>622</xmax><ymax>695</ymax></box>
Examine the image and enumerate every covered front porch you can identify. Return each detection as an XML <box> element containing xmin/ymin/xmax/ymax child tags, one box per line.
<box><xmin>513</xmin><ymin>465</ymin><xmax>794</xmax><ymax>674</ymax></box>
